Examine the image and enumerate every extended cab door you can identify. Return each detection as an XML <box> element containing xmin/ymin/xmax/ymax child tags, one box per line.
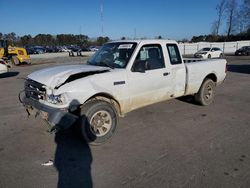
<box><xmin>166</xmin><ymin>43</ymin><xmax>186</xmax><ymax>97</ymax></box>
<box><xmin>127</xmin><ymin>44</ymin><xmax>174</xmax><ymax>111</ymax></box>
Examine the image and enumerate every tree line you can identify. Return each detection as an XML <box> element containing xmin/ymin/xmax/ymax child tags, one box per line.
<box><xmin>0</xmin><ymin>32</ymin><xmax>110</xmax><ymax>47</ymax></box>
<box><xmin>189</xmin><ymin>0</ymin><xmax>250</xmax><ymax>43</ymax></box>
<box><xmin>190</xmin><ymin>28</ymin><xmax>250</xmax><ymax>43</ymax></box>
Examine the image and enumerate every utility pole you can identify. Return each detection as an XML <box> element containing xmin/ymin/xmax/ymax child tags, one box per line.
<box><xmin>134</xmin><ymin>28</ymin><xmax>137</xmax><ymax>39</ymax></box>
<box><xmin>100</xmin><ymin>0</ymin><xmax>104</xmax><ymax>37</ymax></box>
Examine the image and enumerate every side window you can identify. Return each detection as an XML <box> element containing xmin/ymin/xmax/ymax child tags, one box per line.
<box><xmin>166</xmin><ymin>44</ymin><xmax>182</xmax><ymax>65</ymax></box>
<box><xmin>134</xmin><ymin>44</ymin><xmax>165</xmax><ymax>71</ymax></box>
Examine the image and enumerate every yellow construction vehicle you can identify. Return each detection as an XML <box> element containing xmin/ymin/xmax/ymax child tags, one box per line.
<box><xmin>0</xmin><ymin>39</ymin><xmax>31</xmax><ymax>65</ymax></box>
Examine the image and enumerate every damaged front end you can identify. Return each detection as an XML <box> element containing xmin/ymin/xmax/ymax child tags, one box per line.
<box><xmin>19</xmin><ymin>79</ymin><xmax>78</xmax><ymax>132</ymax></box>
<box><xmin>19</xmin><ymin>64</ymin><xmax>111</xmax><ymax>132</ymax></box>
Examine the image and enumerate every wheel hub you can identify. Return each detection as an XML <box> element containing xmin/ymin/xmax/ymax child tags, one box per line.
<box><xmin>90</xmin><ymin>110</ymin><xmax>112</xmax><ymax>137</ymax></box>
<box><xmin>205</xmin><ymin>85</ymin><xmax>213</xmax><ymax>100</ymax></box>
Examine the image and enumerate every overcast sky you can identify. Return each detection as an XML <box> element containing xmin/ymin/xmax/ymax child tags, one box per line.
<box><xmin>0</xmin><ymin>0</ymin><xmax>243</xmax><ymax>40</ymax></box>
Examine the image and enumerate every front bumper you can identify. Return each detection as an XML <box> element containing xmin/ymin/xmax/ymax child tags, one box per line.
<box><xmin>21</xmin><ymin>96</ymin><xmax>78</xmax><ymax>131</ymax></box>
<box><xmin>20</xmin><ymin>57</ymin><xmax>31</xmax><ymax>64</ymax></box>
<box><xmin>194</xmin><ymin>54</ymin><xmax>206</xmax><ymax>58</ymax></box>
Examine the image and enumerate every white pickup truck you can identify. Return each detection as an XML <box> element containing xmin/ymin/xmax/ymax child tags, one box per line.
<box><xmin>20</xmin><ymin>40</ymin><xmax>227</xmax><ymax>144</ymax></box>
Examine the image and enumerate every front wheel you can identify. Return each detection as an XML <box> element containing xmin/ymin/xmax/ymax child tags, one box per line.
<box><xmin>194</xmin><ymin>79</ymin><xmax>216</xmax><ymax>106</ymax></box>
<box><xmin>79</xmin><ymin>100</ymin><xmax>118</xmax><ymax>145</ymax></box>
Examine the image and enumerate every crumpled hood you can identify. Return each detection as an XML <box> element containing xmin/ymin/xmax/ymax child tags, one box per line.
<box><xmin>28</xmin><ymin>64</ymin><xmax>110</xmax><ymax>88</ymax></box>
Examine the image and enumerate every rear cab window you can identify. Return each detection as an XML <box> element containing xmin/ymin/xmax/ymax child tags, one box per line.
<box><xmin>166</xmin><ymin>44</ymin><xmax>182</xmax><ymax>65</ymax></box>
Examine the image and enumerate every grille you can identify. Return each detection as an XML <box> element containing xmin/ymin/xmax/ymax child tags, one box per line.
<box><xmin>25</xmin><ymin>79</ymin><xmax>46</xmax><ymax>100</ymax></box>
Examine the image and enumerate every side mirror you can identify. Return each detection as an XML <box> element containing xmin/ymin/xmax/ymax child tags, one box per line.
<box><xmin>132</xmin><ymin>60</ymin><xmax>146</xmax><ymax>73</ymax></box>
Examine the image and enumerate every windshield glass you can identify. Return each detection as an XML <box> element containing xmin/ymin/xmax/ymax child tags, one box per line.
<box><xmin>87</xmin><ymin>42</ymin><xmax>137</xmax><ymax>68</ymax></box>
<box><xmin>240</xmin><ymin>46</ymin><xmax>247</xmax><ymax>50</ymax></box>
<box><xmin>200</xmin><ymin>48</ymin><xmax>211</xmax><ymax>52</ymax></box>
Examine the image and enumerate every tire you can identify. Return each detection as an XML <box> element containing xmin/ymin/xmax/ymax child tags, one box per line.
<box><xmin>11</xmin><ymin>56</ymin><xmax>20</xmax><ymax>65</ymax></box>
<box><xmin>208</xmin><ymin>54</ymin><xmax>211</xmax><ymax>59</ymax></box>
<box><xmin>219</xmin><ymin>53</ymin><xmax>223</xmax><ymax>58</ymax></box>
<box><xmin>194</xmin><ymin>79</ymin><xmax>216</xmax><ymax>106</ymax></box>
<box><xmin>79</xmin><ymin>100</ymin><xmax>118</xmax><ymax>145</ymax></box>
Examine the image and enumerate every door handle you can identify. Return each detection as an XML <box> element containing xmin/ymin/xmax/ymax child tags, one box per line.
<box><xmin>163</xmin><ymin>72</ymin><xmax>170</xmax><ymax>76</ymax></box>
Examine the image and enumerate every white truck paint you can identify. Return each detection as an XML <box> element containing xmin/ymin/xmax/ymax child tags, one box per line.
<box><xmin>0</xmin><ymin>59</ymin><xmax>8</xmax><ymax>74</ymax></box>
<box><xmin>21</xmin><ymin>40</ymin><xmax>227</xmax><ymax>144</ymax></box>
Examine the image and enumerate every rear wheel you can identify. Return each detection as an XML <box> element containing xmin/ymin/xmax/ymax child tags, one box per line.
<box><xmin>79</xmin><ymin>100</ymin><xmax>118</xmax><ymax>145</ymax></box>
<box><xmin>195</xmin><ymin>79</ymin><xmax>216</xmax><ymax>106</ymax></box>
<box><xmin>219</xmin><ymin>53</ymin><xmax>223</xmax><ymax>58</ymax></box>
<box><xmin>208</xmin><ymin>54</ymin><xmax>211</xmax><ymax>59</ymax></box>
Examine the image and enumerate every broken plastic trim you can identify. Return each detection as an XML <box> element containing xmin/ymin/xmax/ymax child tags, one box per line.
<box><xmin>55</xmin><ymin>70</ymin><xmax>109</xmax><ymax>89</ymax></box>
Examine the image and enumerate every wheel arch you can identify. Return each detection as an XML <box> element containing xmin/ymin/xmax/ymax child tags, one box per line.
<box><xmin>84</xmin><ymin>92</ymin><xmax>122</xmax><ymax>117</ymax></box>
<box><xmin>204</xmin><ymin>73</ymin><xmax>217</xmax><ymax>83</ymax></box>
<box><xmin>196</xmin><ymin>73</ymin><xmax>217</xmax><ymax>94</ymax></box>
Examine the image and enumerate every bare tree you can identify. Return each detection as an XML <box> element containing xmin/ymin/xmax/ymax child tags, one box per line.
<box><xmin>241</xmin><ymin>0</ymin><xmax>250</xmax><ymax>30</ymax></box>
<box><xmin>225</xmin><ymin>0</ymin><xmax>238</xmax><ymax>37</ymax></box>
<box><xmin>214</xmin><ymin>0</ymin><xmax>226</xmax><ymax>36</ymax></box>
<box><xmin>211</xmin><ymin>21</ymin><xmax>219</xmax><ymax>35</ymax></box>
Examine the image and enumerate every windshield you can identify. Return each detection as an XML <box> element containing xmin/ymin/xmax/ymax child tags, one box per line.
<box><xmin>240</xmin><ymin>46</ymin><xmax>248</xmax><ymax>50</ymax></box>
<box><xmin>200</xmin><ymin>48</ymin><xmax>211</xmax><ymax>52</ymax></box>
<box><xmin>87</xmin><ymin>42</ymin><xmax>137</xmax><ymax>68</ymax></box>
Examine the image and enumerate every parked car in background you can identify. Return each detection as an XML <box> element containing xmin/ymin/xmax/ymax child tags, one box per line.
<box><xmin>26</xmin><ymin>47</ymin><xmax>35</xmax><ymax>55</ymax></box>
<box><xmin>33</xmin><ymin>47</ymin><xmax>45</xmax><ymax>54</ymax></box>
<box><xmin>60</xmin><ymin>47</ymin><xmax>71</xmax><ymax>52</ymax></box>
<box><xmin>89</xmin><ymin>46</ymin><xmax>101</xmax><ymax>51</ymax></box>
<box><xmin>44</xmin><ymin>46</ymin><xmax>54</xmax><ymax>53</ymax></box>
<box><xmin>80</xmin><ymin>46</ymin><xmax>91</xmax><ymax>52</ymax></box>
<box><xmin>235</xmin><ymin>46</ymin><xmax>250</xmax><ymax>56</ymax></box>
<box><xmin>194</xmin><ymin>47</ymin><xmax>224</xmax><ymax>59</ymax></box>
<box><xmin>68</xmin><ymin>46</ymin><xmax>81</xmax><ymax>52</ymax></box>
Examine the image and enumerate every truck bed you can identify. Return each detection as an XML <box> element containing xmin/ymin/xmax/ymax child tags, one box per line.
<box><xmin>184</xmin><ymin>58</ymin><xmax>227</xmax><ymax>95</ymax></box>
